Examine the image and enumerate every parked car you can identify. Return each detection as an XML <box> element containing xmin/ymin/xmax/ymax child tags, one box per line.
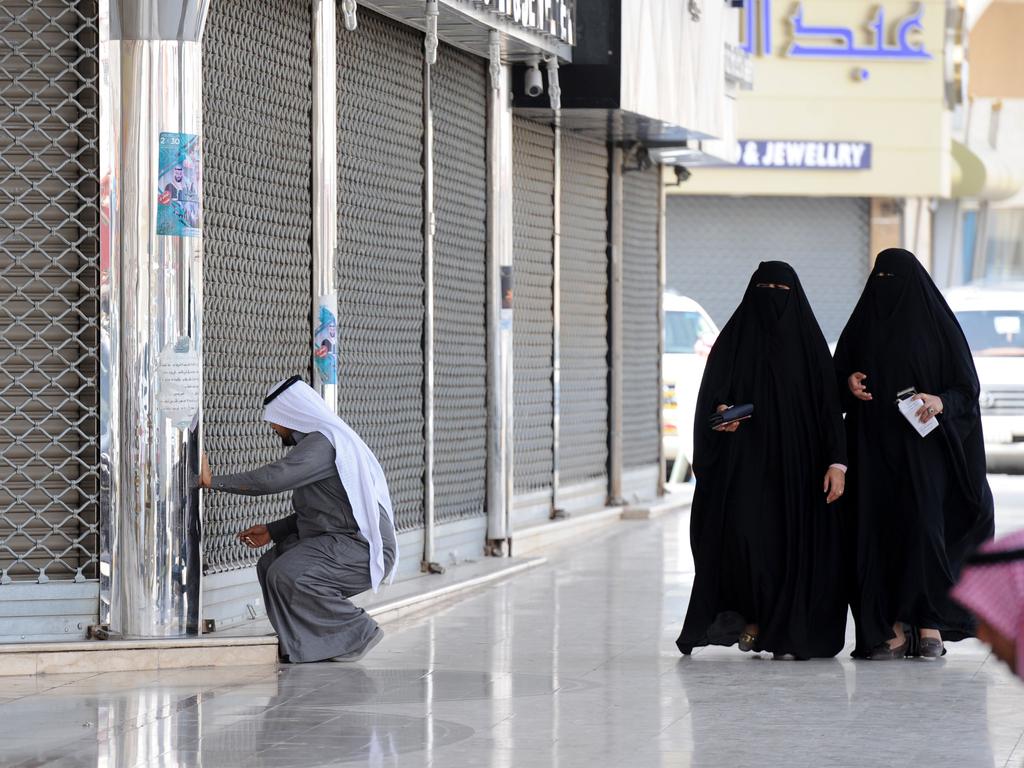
<box><xmin>663</xmin><ymin>294</ymin><xmax>719</xmax><ymax>481</ymax></box>
<box><xmin>944</xmin><ymin>283</ymin><xmax>1024</xmax><ymax>473</ymax></box>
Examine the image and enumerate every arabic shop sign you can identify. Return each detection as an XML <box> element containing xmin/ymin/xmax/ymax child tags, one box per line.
<box><xmin>473</xmin><ymin>0</ymin><xmax>575</xmax><ymax>45</ymax></box>
<box><xmin>740</xmin><ymin>0</ymin><xmax>931</xmax><ymax>61</ymax></box>
<box><xmin>737</xmin><ymin>140</ymin><xmax>873</xmax><ymax>170</ymax></box>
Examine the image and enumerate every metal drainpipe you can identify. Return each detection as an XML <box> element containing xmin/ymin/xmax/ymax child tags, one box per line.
<box><xmin>486</xmin><ymin>31</ymin><xmax>514</xmax><ymax>553</ymax></box>
<box><xmin>656</xmin><ymin>167</ymin><xmax>667</xmax><ymax>496</ymax></box>
<box><xmin>99</xmin><ymin>0</ymin><xmax>211</xmax><ymax>638</ymax></box>
<box><xmin>312</xmin><ymin>0</ymin><xmax>338</xmax><ymax>411</ymax></box>
<box><xmin>546</xmin><ymin>57</ymin><xmax>564</xmax><ymax>518</ymax></box>
<box><xmin>422</xmin><ymin>1</ymin><xmax>441</xmax><ymax>573</ymax></box>
<box><xmin>608</xmin><ymin>146</ymin><xmax>625</xmax><ymax>506</ymax></box>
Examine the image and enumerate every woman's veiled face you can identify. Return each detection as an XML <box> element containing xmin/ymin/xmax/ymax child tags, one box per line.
<box><xmin>753</xmin><ymin>281</ymin><xmax>791</xmax><ymax>319</ymax></box>
<box><xmin>870</xmin><ymin>269</ymin><xmax>906</xmax><ymax>315</ymax></box>
<box><xmin>870</xmin><ymin>251</ymin><xmax>916</xmax><ymax>316</ymax></box>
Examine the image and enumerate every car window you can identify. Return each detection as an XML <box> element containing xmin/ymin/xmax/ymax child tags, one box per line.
<box><xmin>665</xmin><ymin>311</ymin><xmax>716</xmax><ymax>354</ymax></box>
<box><xmin>955</xmin><ymin>310</ymin><xmax>1024</xmax><ymax>357</ymax></box>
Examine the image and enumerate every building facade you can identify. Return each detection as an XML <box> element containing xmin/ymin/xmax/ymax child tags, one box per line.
<box><xmin>0</xmin><ymin>0</ymin><xmax>738</xmax><ymax>641</ymax></box>
<box><xmin>664</xmin><ymin>0</ymin><xmax>961</xmax><ymax>341</ymax></box>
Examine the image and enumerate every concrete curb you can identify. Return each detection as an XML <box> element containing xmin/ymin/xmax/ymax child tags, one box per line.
<box><xmin>0</xmin><ymin>556</ymin><xmax>546</xmax><ymax>677</ymax></box>
<box><xmin>622</xmin><ymin>487</ymin><xmax>694</xmax><ymax>520</ymax></box>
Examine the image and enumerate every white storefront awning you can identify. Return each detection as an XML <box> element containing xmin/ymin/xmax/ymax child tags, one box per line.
<box><xmin>361</xmin><ymin>0</ymin><xmax>573</xmax><ymax>61</ymax></box>
<box><xmin>951</xmin><ymin>140</ymin><xmax>1024</xmax><ymax>201</ymax></box>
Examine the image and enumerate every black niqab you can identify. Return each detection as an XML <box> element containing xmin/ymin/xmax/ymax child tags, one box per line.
<box><xmin>676</xmin><ymin>262</ymin><xmax>848</xmax><ymax>658</ymax></box>
<box><xmin>834</xmin><ymin>248</ymin><xmax>995</xmax><ymax>656</ymax></box>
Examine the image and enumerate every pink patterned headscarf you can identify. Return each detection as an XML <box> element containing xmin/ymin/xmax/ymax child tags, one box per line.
<box><xmin>952</xmin><ymin>529</ymin><xmax>1024</xmax><ymax>680</ymax></box>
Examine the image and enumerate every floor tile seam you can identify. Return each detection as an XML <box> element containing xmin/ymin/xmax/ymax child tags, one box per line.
<box><xmin>971</xmin><ymin>651</ymin><xmax>995</xmax><ymax>681</ymax></box>
<box><xmin>1002</xmin><ymin>729</ymin><xmax>1024</xmax><ymax>768</ymax></box>
<box><xmin>655</xmin><ymin>709</ymin><xmax>695</xmax><ymax>737</ymax></box>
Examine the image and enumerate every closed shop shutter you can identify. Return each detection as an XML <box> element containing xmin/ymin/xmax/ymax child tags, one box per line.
<box><xmin>202</xmin><ymin>0</ymin><xmax>314</xmax><ymax>575</ymax></box>
<box><xmin>336</xmin><ymin>10</ymin><xmax>425</xmax><ymax>534</ymax></box>
<box><xmin>622</xmin><ymin>166</ymin><xmax>660</xmax><ymax>479</ymax></box>
<box><xmin>666</xmin><ymin>196</ymin><xmax>871</xmax><ymax>343</ymax></box>
<box><xmin>433</xmin><ymin>44</ymin><xmax>487</xmax><ymax>524</ymax></box>
<box><xmin>512</xmin><ymin>117</ymin><xmax>555</xmax><ymax>513</ymax></box>
<box><xmin>559</xmin><ymin>134</ymin><xmax>609</xmax><ymax>506</ymax></box>
<box><xmin>0</xmin><ymin>0</ymin><xmax>101</xmax><ymax>637</ymax></box>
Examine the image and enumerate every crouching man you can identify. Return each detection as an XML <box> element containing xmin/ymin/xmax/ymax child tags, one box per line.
<box><xmin>200</xmin><ymin>375</ymin><xmax>397</xmax><ymax>663</ymax></box>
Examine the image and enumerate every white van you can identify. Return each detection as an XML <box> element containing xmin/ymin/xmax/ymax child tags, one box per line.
<box><xmin>663</xmin><ymin>294</ymin><xmax>719</xmax><ymax>481</ymax></box>
<box><xmin>944</xmin><ymin>284</ymin><xmax>1024</xmax><ymax>473</ymax></box>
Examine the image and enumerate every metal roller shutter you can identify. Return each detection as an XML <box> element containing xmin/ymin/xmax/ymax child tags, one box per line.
<box><xmin>202</xmin><ymin>0</ymin><xmax>313</xmax><ymax>574</ymax></box>
<box><xmin>0</xmin><ymin>0</ymin><xmax>100</xmax><ymax>588</ymax></box>
<box><xmin>512</xmin><ymin>117</ymin><xmax>555</xmax><ymax>499</ymax></box>
<box><xmin>666</xmin><ymin>196</ymin><xmax>870</xmax><ymax>343</ymax></box>
<box><xmin>622</xmin><ymin>166</ymin><xmax>660</xmax><ymax>470</ymax></box>
<box><xmin>559</xmin><ymin>134</ymin><xmax>609</xmax><ymax>490</ymax></box>
<box><xmin>432</xmin><ymin>44</ymin><xmax>487</xmax><ymax>524</ymax></box>
<box><xmin>336</xmin><ymin>10</ymin><xmax>424</xmax><ymax>534</ymax></box>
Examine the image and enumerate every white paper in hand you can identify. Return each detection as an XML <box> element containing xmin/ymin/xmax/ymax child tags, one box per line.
<box><xmin>898</xmin><ymin>397</ymin><xmax>940</xmax><ymax>437</ymax></box>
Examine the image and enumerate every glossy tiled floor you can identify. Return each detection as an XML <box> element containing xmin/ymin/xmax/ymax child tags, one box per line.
<box><xmin>4</xmin><ymin>476</ymin><xmax>1024</xmax><ymax>768</ymax></box>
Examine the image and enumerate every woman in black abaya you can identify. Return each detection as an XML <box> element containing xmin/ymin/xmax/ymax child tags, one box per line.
<box><xmin>834</xmin><ymin>248</ymin><xmax>994</xmax><ymax>660</ymax></box>
<box><xmin>676</xmin><ymin>262</ymin><xmax>848</xmax><ymax>659</ymax></box>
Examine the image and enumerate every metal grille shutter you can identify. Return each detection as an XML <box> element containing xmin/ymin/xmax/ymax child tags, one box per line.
<box><xmin>336</xmin><ymin>10</ymin><xmax>425</xmax><ymax>534</ymax></box>
<box><xmin>202</xmin><ymin>0</ymin><xmax>313</xmax><ymax>574</ymax></box>
<box><xmin>0</xmin><ymin>0</ymin><xmax>99</xmax><ymax>583</ymax></box>
<box><xmin>512</xmin><ymin>117</ymin><xmax>554</xmax><ymax>496</ymax></box>
<box><xmin>559</xmin><ymin>134</ymin><xmax>608</xmax><ymax>486</ymax></box>
<box><xmin>622</xmin><ymin>166</ymin><xmax>660</xmax><ymax>468</ymax></box>
<box><xmin>666</xmin><ymin>196</ymin><xmax>870</xmax><ymax>343</ymax></box>
<box><xmin>432</xmin><ymin>44</ymin><xmax>487</xmax><ymax>524</ymax></box>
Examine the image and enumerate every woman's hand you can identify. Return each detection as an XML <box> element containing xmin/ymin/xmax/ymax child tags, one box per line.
<box><xmin>199</xmin><ymin>452</ymin><xmax>212</xmax><ymax>489</ymax></box>
<box><xmin>713</xmin><ymin>404</ymin><xmax>741</xmax><ymax>433</ymax></box>
<box><xmin>824</xmin><ymin>466</ymin><xmax>846</xmax><ymax>504</ymax></box>
<box><xmin>238</xmin><ymin>525</ymin><xmax>271</xmax><ymax>549</ymax></box>
<box><xmin>848</xmin><ymin>372</ymin><xmax>872</xmax><ymax>401</ymax></box>
<box><xmin>915</xmin><ymin>393</ymin><xmax>944</xmax><ymax>423</ymax></box>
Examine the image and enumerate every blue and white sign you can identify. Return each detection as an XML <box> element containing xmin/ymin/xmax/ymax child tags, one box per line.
<box><xmin>737</xmin><ymin>140</ymin><xmax>872</xmax><ymax>170</ymax></box>
<box><xmin>740</xmin><ymin>0</ymin><xmax>931</xmax><ymax>62</ymax></box>
<box><xmin>788</xmin><ymin>3</ymin><xmax>931</xmax><ymax>61</ymax></box>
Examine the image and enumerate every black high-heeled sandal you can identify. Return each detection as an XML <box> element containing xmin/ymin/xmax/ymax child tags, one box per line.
<box><xmin>738</xmin><ymin>631</ymin><xmax>759</xmax><ymax>652</ymax></box>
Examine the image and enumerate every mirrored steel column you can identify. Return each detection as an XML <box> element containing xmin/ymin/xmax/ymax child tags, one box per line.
<box><xmin>656</xmin><ymin>167</ymin><xmax>667</xmax><ymax>497</ymax></box>
<box><xmin>312</xmin><ymin>0</ymin><xmax>339</xmax><ymax>410</ymax></box>
<box><xmin>486</xmin><ymin>32</ymin><xmax>514</xmax><ymax>548</ymax></box>
<box><xmin>99</xmin><ymin>0</ymin><xmax>210</xmax><ymax>638</ymax></box>
<box><xmin>547</xmin><ymin>57</ymin><xmax>563</xmax><ymax>517</ymax></box>
<box><xmin>422</xmin><ymin>0</ymin><xmax>439</xmax><ymax>571</ymax></box>
<box><xmin>608</xmin><ymin>146</ymin><xmax>625</xmax><ymax>505</ymax></box>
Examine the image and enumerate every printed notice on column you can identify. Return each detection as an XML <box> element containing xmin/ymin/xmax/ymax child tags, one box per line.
<box><xmin>156</xmin><ymin>132</ymin><xmax>202</xmax><ymax>237</ymax></box>
<box><xmin>158</xmin><ymin>338</ymin><xmax>201</xmax><ymax>429</ymax></box>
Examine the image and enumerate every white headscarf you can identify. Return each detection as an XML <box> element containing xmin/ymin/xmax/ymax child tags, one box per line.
<box><xmin>263</xmin><ymin>378</ymin><xmax>397</xmax><ymax>591</ymax></box>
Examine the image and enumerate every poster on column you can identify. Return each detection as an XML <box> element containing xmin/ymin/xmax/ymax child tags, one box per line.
<box><xmin>158</xmin><ymin>337</ymin><xmax>201</xmax><ymax>429</ymax></box>
<box><xmin>156</xmin><ymin>132</ymin><xmax>202</xmax><ymax>237</ymax></box>
<box><xmin>314</xmin><ymin>296</ymin><xmax>338</xmax><ymax>386</ymax></box>
<box><xmin>500</xmin><ymin>266</ymin><xmax>513</xmax><ymax>332</ymax></box>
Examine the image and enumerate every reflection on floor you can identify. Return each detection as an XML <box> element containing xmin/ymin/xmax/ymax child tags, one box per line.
<box><xmin>3</xmin><ymin>475</ymin><xmax>1024</xmax><ymax>767</ymax></box>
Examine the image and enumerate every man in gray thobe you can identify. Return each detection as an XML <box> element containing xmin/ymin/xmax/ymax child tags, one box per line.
<box><xmin>200</xmin><ymin>376</ymin><xmax>398</xmax><ymax>663</ymax></box>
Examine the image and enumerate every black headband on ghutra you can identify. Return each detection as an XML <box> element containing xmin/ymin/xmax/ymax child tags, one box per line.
<box><xmin>966</xmin><ymin>548</ymin><xmax>1024</xmax><ymax>567</ymax></box>
<box><xmin>263</xmin><ymin>375</ymin><xmax>303</xmax><ymax>407</ymax></box>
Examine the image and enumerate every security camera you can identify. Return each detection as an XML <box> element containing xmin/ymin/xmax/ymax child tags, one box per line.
<box><xmin>524</xmin><ymin>58</ymin><xmax>544</xmax><ymax>98</ymax></box>
<box><xmin>675</xmin><ymin>166</ymin><xmax>692</xmax><ymax>184</ymax></box>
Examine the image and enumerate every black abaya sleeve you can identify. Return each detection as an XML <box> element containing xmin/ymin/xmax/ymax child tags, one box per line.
<box><xmin>812</xmin><ymin>329</ymin><xmax>847</xmax><ymax>467</ymax></box>
<box><xmin>936</xmin><ymin>318</ymin><xmax>980</xmax><ymax>423</ymax></box>
<box><xmin>832</xmin><ymin>330</ymin><xmax>858</xmax><ymax>416</ymax></box>
<box><xmin>690</xmin><ymin>320</ymin><xmax>738</xmax><ymax>480</ymax></box>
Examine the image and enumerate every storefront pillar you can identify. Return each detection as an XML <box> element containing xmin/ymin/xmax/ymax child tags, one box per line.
<box><xmin>99</xmin><ymin>0</ymin><xmax>210</xmax><ymax>638</ymax></box>
<box><xmin>486</xmin><ymin>32</ymin><xmax>514</xmax><ymax>550</ymax></box>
